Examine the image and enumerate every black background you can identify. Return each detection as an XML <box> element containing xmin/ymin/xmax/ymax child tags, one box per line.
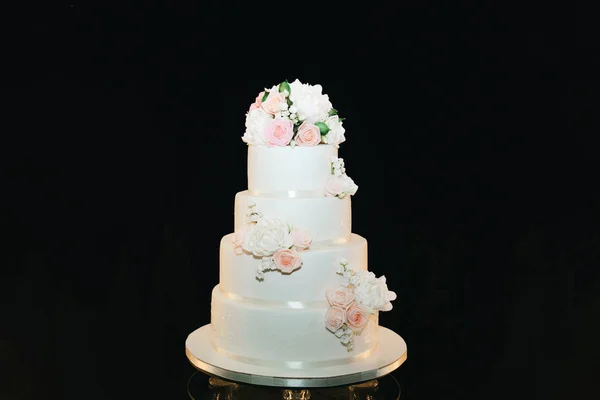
<box><xmin>3</xmin><ymin>2</ymin><xmax>600</xmax><ymax>400</ymax></box>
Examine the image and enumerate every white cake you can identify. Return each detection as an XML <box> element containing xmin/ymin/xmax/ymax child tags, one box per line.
<box><xmin>209</xmin><ymin>79</ymin><xmax>398</xmax><ymax>369</ymax></box>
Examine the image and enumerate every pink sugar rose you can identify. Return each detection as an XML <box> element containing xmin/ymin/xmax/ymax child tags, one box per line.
<box><xmin>325</xmin><ymin>306</ymin><xmax>346</xmax><ymax>332</ymax></box>
<box><xmin>326</xmin><ymin>286</ymin><xmax>355</xmax><ymax>309</ymax></box>
<box><xmin>294</xmin><ymin>121</ymin><xmax>321</xmax><ymax>147</ymax></box>
<box><xmin>249</xmin><ymin>91</ymin><xmax>264</xmax><ymax>112</ymax></box>
<box><xmin>232</xmin><ymin>227</ymin><xmax>247</xmax><ymax>255</ymax></box>
<box><xmin>264</xmin><ymin>118</ymin><xmax>294</xmax><ymax>147</ymax></box>
<box><xmin>261</xmin><ymin>92</ymin><xmax>286</xmax><ymax>115</ymax></box>
<box><xmin>292</xmin><ymin>228</ymin><xmax>312</xmax><ymax>251</ymax></box>
<box><xmin>272</xmin><ymin>248</ymin><xmax>302</xmax><ymax>273</ymax></box>
<box><xmin>324</xmin><ymin>175</ymin><xmax>344</xmax><ymax>197</ymax></box>
<box><xmin>345</xmin><ymin>303</ymin><xmax>369</xmax><ymax>331</ymax></box>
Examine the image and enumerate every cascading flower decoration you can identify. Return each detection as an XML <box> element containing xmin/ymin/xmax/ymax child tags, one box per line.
<box><xmin>325</xmin><ymin>156</ymin><xmax>358</xmax><ymax>198</ymax></box>
<box><xmin>232</xmin><ymin>202</ymin><xmax>312</xmax><ymax>280</ymax></box>
<box><xmin>325</xmin><ymin>259</ymin><xmax>396</xmax><ymax>351</ymax></box>
<box><xmin>242</xmin><ymin>79</ymin><xmax>346</xmax><ymax>148</ymax></box>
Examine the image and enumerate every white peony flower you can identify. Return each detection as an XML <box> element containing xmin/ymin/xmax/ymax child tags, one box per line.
<box><xmin>243</xmin><ymin>108</ymin><xmax>272</xmax><ymax>145</ymax></box>
<box><xmin>289</xmin><ymin>79</ymin><xmax>332</xmax><ymax>124</ymax></box>
<box><xmin>349</xmin><ymin>270</ymin><xmax>397</xmax><ymax>313</ymax></box>
<box><xmin>322</xmin><ymin>115</ymin><xmax>346</xmax><ymax>147</ymax></box>
<box><xmin>242</xmin><ymin>216</ymin><xmax>294</xmax><ymax>257</ymax></box>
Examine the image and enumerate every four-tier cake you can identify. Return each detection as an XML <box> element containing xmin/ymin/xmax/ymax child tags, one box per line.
<box><xmin>185</xmin><ymin>79</ymin><xmax>407</xmax><ymax>387</ymax></box>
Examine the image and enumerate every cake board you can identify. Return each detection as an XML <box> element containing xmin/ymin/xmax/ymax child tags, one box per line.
<box><xmin>185</xmin><ymin>324</ymin><xmax>407</xmax><ymax>388</ymax></box>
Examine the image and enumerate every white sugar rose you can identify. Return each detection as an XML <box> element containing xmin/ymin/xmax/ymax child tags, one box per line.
<box><xmin>242</xmin><ymin>108</ymin><xmax>272</xmax><ymax>145</ymax></box>
<box><xmin>289</xmin><ymin>79</ymin><xmax>332</xmax><ymax>123</ymax></box>
<box><xmin>339</xmin><ymin>174</ymin><xmax>358</xmax><ymax>197</ymax></box>
<box><xmin>325</xmin><ymin>174</ymin><xmax>358</xmax><ymax>198</ymax></box>
<box><xmin>242</xmin><ymin>216</ymin><xmax>294</xmax><ymax>257</ymax></box>
<box><xmin>322</xmin><ymin>115</ymin><xmax>346</xmax><ymax>147</ymax></box>
<box><xmin>349</xmin><ymin>271</ymin><xmax>397</xmax><ymax>313</ymax></box>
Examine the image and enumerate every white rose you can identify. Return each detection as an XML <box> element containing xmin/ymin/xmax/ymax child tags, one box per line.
<box><xmin>339</xmin><ymin>174</ymin><xmax>358</xmax><ymax>197</ymax></box>
<box><xmin>350</xmin><ymin>270</ymin><xmax>397</xmax><ymax>313</ymax></box>
<box><xmin>242</xmin><ymin>216</ymin><xmax>294</xmax><ymax>257</ymax></box>
<box><xmin>325</xmin><ymin>174</ymin><xmax>358</xmax><ymax>198</ymax></box>
<box><xmin>289</xmin><ymin>79</ymin><xmax>332</xmax><ymax>124</ymax></box>
<box><xmin>242</xmin><ymin>108</ymin><xmax>272</xmax><ymax>145</ymax></box>
<box><xmin>323</xmin><ymin>115</ymin><xmax>346</xmax><ymax>147</ymax></box>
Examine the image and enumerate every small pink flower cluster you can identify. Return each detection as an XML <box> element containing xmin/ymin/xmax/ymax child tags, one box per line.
<box><xmin>325</xmin><ymin>287</ymin><xmax>370</xmax><ymax>333</ymax></box>
<box><xmin>249</xmin><ymin>90</ymin><xmax>322</xmax><ymax>147</ymax></box>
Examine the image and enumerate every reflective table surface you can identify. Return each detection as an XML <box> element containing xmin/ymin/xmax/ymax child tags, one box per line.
<box><xmin>186</xmin><ymin>371</ymin><xmax>401</xmax><ymax>399</ymax></box>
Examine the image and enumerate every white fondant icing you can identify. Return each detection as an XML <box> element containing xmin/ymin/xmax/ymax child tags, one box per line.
<box><xmin>219</xmin><ymin>233</ymin><xmax>368</xmax><ymax>302</ymax></box>
<box><xmin>210</xmin><ymin>285</ymin><xmax>379</xmax><ymax>363</ymax></box>
<box><xmin>247</xmin><ymin>144</ymin><xmax>337</xmax><ymax>196</ymax></box>
<box><xmin>234</xmin><ymin>191</ymin><xmax>351</xmax><ymax>244</ymax></box>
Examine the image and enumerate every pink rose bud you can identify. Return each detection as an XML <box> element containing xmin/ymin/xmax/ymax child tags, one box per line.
<box><xmin>248</xmin><ymin>91</ymin><xmax>264</xmax><ymax>112</ymax></box>
<box><xmin>261</xmin><ymin>92</ymin><xmax>286</xmax><ymax>115</ymax></box>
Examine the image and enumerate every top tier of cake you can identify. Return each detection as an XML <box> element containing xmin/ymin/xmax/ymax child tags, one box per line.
<box><xmin>242</xmin><ymin>79</ymin><xmax>357</xmax><ymax>199</ymax></box>
<box><xmin>247</xmin><ymin>144</ymin><xmax>336</xmax><ymax>196</ymax></box>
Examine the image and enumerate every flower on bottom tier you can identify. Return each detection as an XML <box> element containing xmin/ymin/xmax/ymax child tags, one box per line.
<box><xmin>325</xmin><ymin>258</ymin><xmax>396</xmax><ymax>351</ymax></box>
<box><xmin>232</xmin><ymin>203</ymin><xmax>312</xmax><ymax>280</ymax></box>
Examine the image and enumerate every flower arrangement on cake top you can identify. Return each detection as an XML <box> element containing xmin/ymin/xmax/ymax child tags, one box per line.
<box><xmin>242</xmin><ymin>79</ymin><xmax>346</xmax><ymax>148</ymax></box>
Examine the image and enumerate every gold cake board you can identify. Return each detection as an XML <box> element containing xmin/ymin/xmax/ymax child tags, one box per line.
<box><xmin>185</xmin><ymin>324</ymin><xmax>407</xmax><ymax>388</ymax></box>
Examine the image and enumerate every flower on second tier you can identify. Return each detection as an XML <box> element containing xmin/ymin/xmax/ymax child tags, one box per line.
<box><xmin>325</xmin><ymin>174</ymin><xmax>358</xmax><ymax>198</ymax></box>
<box><xmin>325</xmin><ymin>157</ymin><xmax>358</xmax><ymax>198</ymax></box>
<box><xmin>264</xmin><ymin>118</ymin><xmax>294</xmax><ymax>147</ymax></box>
<box><xmin>325</xmin><ymin>306</ymin><xmax>346</xmax><ymax>333</ymax></box>
<box><xmin>272</xmin><ymin>248</ymin><xmax>302</xmax><ymax>273</ymax></box>
<box><xmin>330</xmin><ymin>156</ymin><xmax>346</xmax><ymax>176</ymax></box>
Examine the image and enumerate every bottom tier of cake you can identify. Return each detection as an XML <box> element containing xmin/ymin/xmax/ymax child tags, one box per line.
<box><xmin>210</xmin><ymin>285</ymin><xmax>380</xmax><ymax>367</ymax></box>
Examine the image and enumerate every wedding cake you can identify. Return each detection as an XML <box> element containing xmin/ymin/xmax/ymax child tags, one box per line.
<box><xmin>186</xmin><ymin>79</ymin><xmax>406</xmax><ymax>386</ymax></box>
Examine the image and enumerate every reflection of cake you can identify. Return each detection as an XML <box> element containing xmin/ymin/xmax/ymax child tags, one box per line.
<box><xmin>209</xmin><ymin>79</ymin><xmax>399</xmax><ymax>368</ymax></box>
